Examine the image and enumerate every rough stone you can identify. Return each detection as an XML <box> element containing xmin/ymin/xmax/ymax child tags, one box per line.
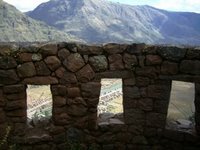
<box><xmin>39</xmin><ymin>43</ymin><xmax>58</xmax><ymax>56</ymax></box>
<box><xmin>54</xmin><ymin>113</ymin><xmax>71</xmax><ymax>125</ymax></box>
<box><xmin>6</xmin><ymin>109</ymin><xmax>26</xmax><ymax>117</ymax></box>
<box><xmin>95</xmin><ymin>70</ymin><xmax>134</xmax><ymax>79</ymax></box>
<box><xmin>136</xmin><ymin>66</ymin><xmax>158</xmax><ymax>78</ymax></box>
<box><xmin>78</xmin><ymin>45</ymin><xmax>103</xmax><ymax>55</ymax></box>
<box><xmin>67</xmin><ymin>105</ymin><xmax>87</xmax><ymax>116</ymax></box>
<box><xmin>180</xmin><ymin>60</ymin><xmax>200</xmax><ymax>75</ymax></box>
<box><xmin>186</xmin><ymin>48</ymin><xmax>200</xmax><ymax>59</ymax></box>
<box><xmin>148</xmin><ymin>84</ymin><xmax>171</xmax><ymax>100</ymax></box>
<box><xmin>81</xmin><ymin>82</ymin><xmax>101</xmax><ymax>98</ymax></box>
<box><xmin>58</xmin><ymin>48</ymin><xmax>70</xmax><ymax>61</ymax></box>
<box><xmin>63</xmin><ymin>53</ymin><xmax>85</xmax><ymax>72</ymax></box>
<box><xmin>137</xmin><ymin>98</ymin><xmax>153</xmax><ymax>111</ymax></box>
<box><xmin>0</xmin><ymin>56</ymin><xmax>17</xmax><ymax>69</ymax></box>
<box><xmin>108</xmin><ymin>54</ymin><xmax>124</xmax><ymax>70</ymax></box>
<box><xmin>5</xmin><ymin>100</ymin><xmax>26</xmax><ymax>110</ymax></box>
<box><xmin>123</xmin><ymin>78</ymin><xmax>136</xmax><ymax>86</ymax></box>
<box><xmin>35</xmin><ymin>61</ymin><xmax>51</xmax><ymax>75</ymax></box>
<box><xmin>76</xmin><ymin>64</ymin><xmax>95</xmax><ymax>82</ymax></box>
<box><xmin>157</xmin><ymin>46</ymin><xmax>186</xmax><ymax>62</ymax></box>
<box><xmin>23</xmin><ymin>76</ymin><xmax>58</xmax><ymax>85</ymax></box>
<box><xmin>67</xmin><ymin>97</ymin><xmax>87</xmax><ymax>106</ymax></box>
<box><xmin>127</xmin><ymin>43</ymin><xmax>145</xmax><ymax>54</ymax></box>
<box><xmin>17</xmin><ymin>62</ymin><xmax>36</xmax><ymax>78</ymax></box>
<box><xmin>32</xmin><ymin>53</ymin><xmax>42</xmax><ymax>61</ymax></box>
<box><xmin>124</xmin><ymin>109</ymin><xmax>145</xmax><ymax>125</ymax></box>
<box><xmin>0</xmin><ymin>90</ymin><xmax>5</xmax><ymax>107</ymax></box>
<box><xmin>51</xmin><ymin>85</ymin><xmax>67</xmax><ymax>96</ymax></box>
<box><xmin>161</xmin><ymin>61</ymin><xmax>178</xmax><ymax>75</ymax></box>
<box><xmin>6</xmin><ymin>92</ymin><xmax>26</xmax><ymax>100</ymax></box>
<box><xmin>18</xmin><ymin>53</ymin><xmax>32</xmax><ymax>62</ymax></box>
<box><xmin>0</xmin><ymin>109</ymin><xmax>6</xmax><ymax>123</ymax></box>
<box><xmin>146</xmin><ymin>55</ymin><xmax>162</xmax><ymax>65</ymax></box>
<box><xmin>136</xmin><ymin>77</ymin><xmax>150</xmax><ymax>87</ymax></box>
<box><xmin>67</xmin><ymin>87</ymin><xmax>81</xmax><ymax>98</ymax></box>
<box><xmin>53</xmin><ymin>96</ymin><xmax>66</xmax><ymax>107</ymax></box>
<box><xmin>44</xmin><ymin>56</ymin><xmax>61</xmax><ymax>71</ymax></box>
<box><xmin>3</xmin><ymin>84</ymin><xmax>25</xmax><ymax>94</ymax></box>
<box><xmin>89</xmin><ymin>55</ymin><xmax>108</xmax><ymax>72</ymax></box>
<box><xmin>123</xmin><ymin>53</ymin><xmax>138</xmax><ymax>69</ymax></box>
<box><xmin>123</xmin><ymin>86</ymin><xmax>140</xmax><ymax>99</ymax></box>
<box><xmin>0</xmin><ymin>69</ymin><xmax>19</xmax><ymax>84</ymax></box>
<box><xmin>103</xmin><ymin>43</ymin><xmax>127</xmax><ymax>54</ymax></box>
<box><xmin>58</xmin><ymin>70</ymin><xmax>77</xmax><ymax>84</ymax></box>
<box><xmin>87</xmin><ymin>98</ymin><xmax>99</xmax><ymax>107</ymax></box>
<box><xmin>146</xmin><ymin>113</ymin><xmax>166</xmax><ymax>128</ymax></box>
<box><xmin>132</xmin><ymin>136</ymin><xmax>147</xmax><ymax>145</ymax></box>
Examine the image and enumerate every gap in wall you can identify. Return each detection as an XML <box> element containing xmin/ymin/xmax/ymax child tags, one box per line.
<box><xmin>166</xmin><ymin>80</ymin><xmax>195</xmax><ymax>133</ymax></box>
<box><xmin>98</xmin><ymin>78</ymin><xmax>124</xmax><ymax>124</ymax></box>
<box><xmin>26</xmin><ymin>85</ymin><xmax>52</xmax><ymax>127</ymax></box>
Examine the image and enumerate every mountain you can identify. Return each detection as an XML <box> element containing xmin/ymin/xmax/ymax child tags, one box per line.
<box><xmin>0</xmin><ymin>0</ymin><xmax>81</xmax><ymax>42</ymax></box>
<box><xmin>27</xmin><ymin>0</ymin><xmax>200</xmax><ymax>45</ymax></box>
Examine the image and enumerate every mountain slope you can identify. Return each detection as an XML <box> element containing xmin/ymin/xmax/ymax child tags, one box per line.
<box><xmin>0</xmin><ymin>0</ymin><xmax>81</xmax><ymax>42</ymax></box>
<box><xmin>27</xmin><ymin>0</ymin><xmax>200</xmax><ymax>45</ymax></box>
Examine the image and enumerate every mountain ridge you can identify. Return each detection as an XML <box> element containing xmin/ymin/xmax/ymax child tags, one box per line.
<box><xmin>27</xmin><ymin>0</ymin><xmax>200</xmax><ymax>45</ymax></box>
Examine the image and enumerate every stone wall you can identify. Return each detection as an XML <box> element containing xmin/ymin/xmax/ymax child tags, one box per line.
<box><xmin>0</xmin><ymin>43</ymin><xmax>200</xmax><ymax>150</ymax></box>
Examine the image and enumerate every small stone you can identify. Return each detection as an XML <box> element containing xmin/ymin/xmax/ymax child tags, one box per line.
<box><xmin>63</xmin><ymin>53</ymin><xmax>85</xmax><ymax>72</ymax></box>
<box><xmin>32</xmin><ymin>53</ymin><xmax>42</xmax><ymax>61</ymax></box>
<box><xmin>53</xmin><ymin>96</ymin><xmax>66</xmax><ymax>107</ymax></box>
<box><xmin>40</xmin><ymin>43</ymin><xmax>58</xmax><ymax>56</ymax></box>
<box><xmin>136</xmin><ymin>77</ymin><xmax>150</xmax><ymax>87</ymax></box>
<box><xmin>127</xmin><ymin>43</ymin><xmax>145</xmax><ymax>54</ymax></box>
<box><xmin>23</xmin><ymin>76</ymin><xmax>58</xmax><ymax>85</ymax></box>
<box><xmin>35</xmin><ymin>61</ymin><xmax>51</xmax><ymax>76</ymax></box>
<box><xmin>78</xmin><ymin>45</ymin><xmax>103</xmax><ymax>55</ymax></box>
<box><xmin>146</xmin><ymin>55</ymin><xmax>162</xmax><ymax>65</ymax></box>
<box><xmin>89</xmin><ymin>55</ymin><xmax>108</xmax><ymax>72</ymax></box>
<box><xmin>6</xmin><ymin>92</ymin><xmax>26</xmax><ymax>100</ymax></box>
<box><xmin>18</xmin><ymin>53</ymin><xmax>32</xmax><ymax>62</ymax></box>
<box><xmin>17</xmin><ymin>62</ymin><xmax>36</xmax><ymax>78</ymax></box>
<box><xmin>123</xmin><ymin>53</ymin><xmax>138</xmax><ymax>69</ymax></box>
<box><xmin>136</xmin><ymin>66</ymin><xmax>158</xmax><ymax>78</ymax></box>
<box><xmin>59</xmin><ymin>71</ymin><xmax>77</xmax><ymax>84</ymax></box>
<box><xmin>76</xmin><ymin>64</ymin><xmax>95</xmax><ymax>82</ymax></box>
<box><xmin>108</xmin><ymin>54</ymin><xmax>124</xmax><ymax>70</ymax></box>
<box><xmin>123</xmin><ymin>78</ymin><xmax>136</xmax><ymax>86</ymax></box>
<box><xmin>6</xmin><ymin>100</ymin><xmax>26</xmax><ymax>110</ymax></box>
<box><xmin>103</xmin><ymin>43</ymin><xmax>126</xmax><ymax>54</ymax></box>
<box><xmin>0</xmin><ymin>56</ymin><xmax>17</xmax><ymax>69</ymax></box>
<box><xmin>3</xmin><ymin>84</ymin><xmax>25</xmax><ymax>94</ymax></box>
<box><xmin>0</xmin><ymin>69</ymin><xmax>19</xmax><ymax>84</ymax></box>
<box><xmin>67</xmin><ymin>105</ymin><xmax>87</xmax><ymax>116</ymax></box>
<box><xmin>123</xmin><ymin>86</ymin><xmax>140</xmax><ymax>99</ymax></box>
<box><xmin>51</xmin><ymin>85</ymin><xmax>67</xmax><ymax>96</ymax></box>
<box><xmin>81</xmin><ymin>82</ymin><xmax>101</xmax><ymax>98</ymax></box>
<box><xmin>7</xmin><ymin>109</ymin><xmax>26</xmax><ymax>117</ymax></box>
<box><xmin>44</xmin><ymin>56</ymin><xmax>61</xmax><ymax>71</ymax></box>
<box><xmin>146</xmin><ymin>113</ymin><xmax>166</xmax><ymax>128</ymax></box>
<box><xmin>109</xmin><ymin>118</ymin><xmax>124</xmax><ymax>125</ymax></box>
<box><xmin>137</xmin><ymin>98</ymin><xmax>153</xmax><ymax>111</ymax></box>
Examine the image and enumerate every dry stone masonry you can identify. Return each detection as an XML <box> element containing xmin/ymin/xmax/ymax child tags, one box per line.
<box><xmin>0</xmin><ymin>43</ymin><xmax>200</xmax><ymax>150</ymax></box>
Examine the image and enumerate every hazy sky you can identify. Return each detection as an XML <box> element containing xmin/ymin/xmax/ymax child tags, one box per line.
<box><xmin>3</xmin><ymin>0</ymin><xmax>200</xmax><ymax>13</ymax></box>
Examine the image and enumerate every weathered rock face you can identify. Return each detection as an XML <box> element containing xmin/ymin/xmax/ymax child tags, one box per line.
<box><xmin>0</xmin><ymin>43</ymin><xmax>199</xmax><ymax>150</ymax></box>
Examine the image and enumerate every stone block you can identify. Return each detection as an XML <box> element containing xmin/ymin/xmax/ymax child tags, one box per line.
<box><xmin>58</xmin><ymin>48</ymin><xmax>70</xmax><ymax>61</ymax></box>
<box><xmin>81</xmin><ymin>82</ymin><xmax>101</xmax><ymax>98</ymax></box>
<box><xmin>76</xmin><ymin>64</ymin><xmax>95</xmax><ymax>82</ymax></box>
<box><xmin>157</xmin><ymin>46</ymin><xmax>186</xmax><ymax>62</ymax></box>
<box><xmin>58</xmin><ymin>70</ymin><xmax>77</xmax><ymax>84</ymax></box>
<box><xmin>136</xmin><ymin>66</ymin><xmax>158</xmax><ymax>78</ymax></box>
<box><xmin>127</xmin><ymin>43</ymin><xmax>145</xmax><ymax>54</ymax></box>
<box><xmin>146</xmin><ymin>113</ymin><xmax>166</xmax><ymax>128</ymax></box>
<box><xmin>51</xmin><ymin>85</ymin><xmax>67</xmax><ymax>96</ymax></box>
<box><xmin>132</xmin><ymin>136</ymin><xmax>147</xmax><ymax>145</ymax></box>
<box><xmin>53</xmin><ymin>96</ymin><xmax>66</xmax><ymax>107</ymax></box>
<box><xmin>161</xmin><ymin>61</ymin><xmax>178</xmax><ymax>75</ymax></box>
<box><xmin>39</xmin><ymin>43</ymin><xmax>58</xmax><ymax>56</ymax></box>
<box><xmin>0</xmin><ymin>56</ymin><xmax>17</xmax><ymax>69</ymax></box>
<box><xmin>77</xmin><ymin>45</ymin><xmax>103</xmax><ymax>55</ymax></box>
<box><xmin>0</xmin><ymin>90</ymin><xmax>5</xmax><ymax>107</ymax></box>
<box><xmin>180</xmin><ymin>60</ymin><xmax>200</xmax><ymax>75</ymax></box>
<box><xmin>128</xmin><ymin>125</ymin><xmax>144</xmax><ymax>135</ymax></box>
<box><xmin>86</xmin><ymin>98</ymin><xmax>99</xmax><ymax>107</ymax></box>
<box><xmin>123</xmin><ymin>86</ymin><xmax>140</xmax><ymax>99</ymax></box>
<box><xmin>154</xmin><ymin>100</ymin><xmax>169</xmax><ymax>114</ymax></box>
<box><xmin>124</xmin><ymin>109</ymin><xmax>145</xmax><ymax>125</ymax></box>
<box><xmin>123</xmin><ymin>78</ymin><xmax>136</xmax><ymax>86</ymax></box>
<box><xmin>67</xmin><ymin>97</ymin><xmax>87</xmax><ymax>106</ymax></box>
<box><xmin>0</xmin><ymin>69</ymin><xmax>19</xmax><ymax>84</ymax></box>
<box><xmin>44</xmin><ymin>56</ymin><xmax>61</xmax><ymax>71</ymax></box>
<box><xmin>23</xmin><ymin>76</ymin><xmax>58</xmax><ymax>85</ymax></box>
<box><xmin>0</xmin><ymin>109</ymin><xmax>6</xmax><ymax>123</ymax></box>
<box><xmin>146</xmin><ymin>55</ymin><xmax>162</xmax><ymax>65</ymax></box>
<box><xmin>67</xmin><ymin>87</ymin><xmax>81</xmax><ymax>98</ymax></box>
<box><xmin>3</xmin><ymin>84</ymin><xmax>25</xmax><ymax>94</ymax></box>
<box><xmin>137</xmin><ymin>98</ymin><xmax>153</xmax><ymax>111</ymax></box>
<box><xmin>89</xmin><ymin>55</ymin><xmax>108</xmax><ymax>72</ymax></box>
<box><xmin>136</xmin><ymin>77</ymin><xmax>150</xmax><ymax>87</ymax></box>
<box><xmin>108</xmin><ymin>54</ymin><xmax>124</xmax><ymax>70</ymax></box>
<box><xmin>123</xmin><ymin>53</ymin><xmax>138</xmax><ymax>69</ymax></box>
<box><xmin>147</xmin><ymin>84</ymin><xmax>171</xmax><ymax>100</ymax></box>
<box><xmin>54</xmin><ymin>113</ymin><xmax>71</xmax><ymax>125</ymax></box>
<box><xmin>17</xmin><ymin>62</ymin><xmax>36</xmax><ymax>78</ymax></box>
<box><xmin>35</xmin><ymin>61</ymin><xmax>51</xmax><ymax>75</ymax></box>
<box><xmin>67</xmin><ymin>105</ymin><xmax>87</xmax><ymax>116</ymax></box>
<box><xmin>5</xmin><ymin>100</ymin><xmax>26</xmax><ymax>110</ymax></box>
<box><xmin>6</xmin><ymin>92</ymin><xmax>26</xmax><ymax>100</ymax></box>
<box><xmin>186</xmin><ymin>48</ymin><xmax>200</xmax><ymax>59</ymax></box>
<box><xmin>6</xmin><ymin>109</ymin><xmax>26</xmax><ymax>117</ymax></box>
<box><xmin>95</xmin><ymin>70</ymin><xmax>134</xmax><ymax>79</ymax></box>
<box><xmin>103</xmin><ymin>43</ymin><xmax>127</xmax><ymax>54</ymax></box>
<box><xmin>63</xmin><ymin>53</ymin><xmax>85</xmax><ymax>72</ymax></box>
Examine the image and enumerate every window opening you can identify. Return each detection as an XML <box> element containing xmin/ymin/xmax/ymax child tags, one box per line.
<box><xmin>27</xmin><ymin>85</ymin><xmax>52</xmax><ymax>126</ymax></box>
<box><xmin>167</xmin><ymin>80</ymin><xmax>195</xmax><ymax>133</ymax></box>
<box><xmin>98</xmin><ymin>78</ymin><xmax>124</xmax><ymax>124</ymax></box>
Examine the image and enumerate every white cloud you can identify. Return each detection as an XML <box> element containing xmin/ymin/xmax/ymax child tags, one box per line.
<box><xmin>3</xmin><ymin>0</ymin><xmax>49</xmax><ymax>12</ymax></box>
<box><xmin>153</xmin><ymin>0</ymin><xmax>200</xmax><ymax>13</ymax></box>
